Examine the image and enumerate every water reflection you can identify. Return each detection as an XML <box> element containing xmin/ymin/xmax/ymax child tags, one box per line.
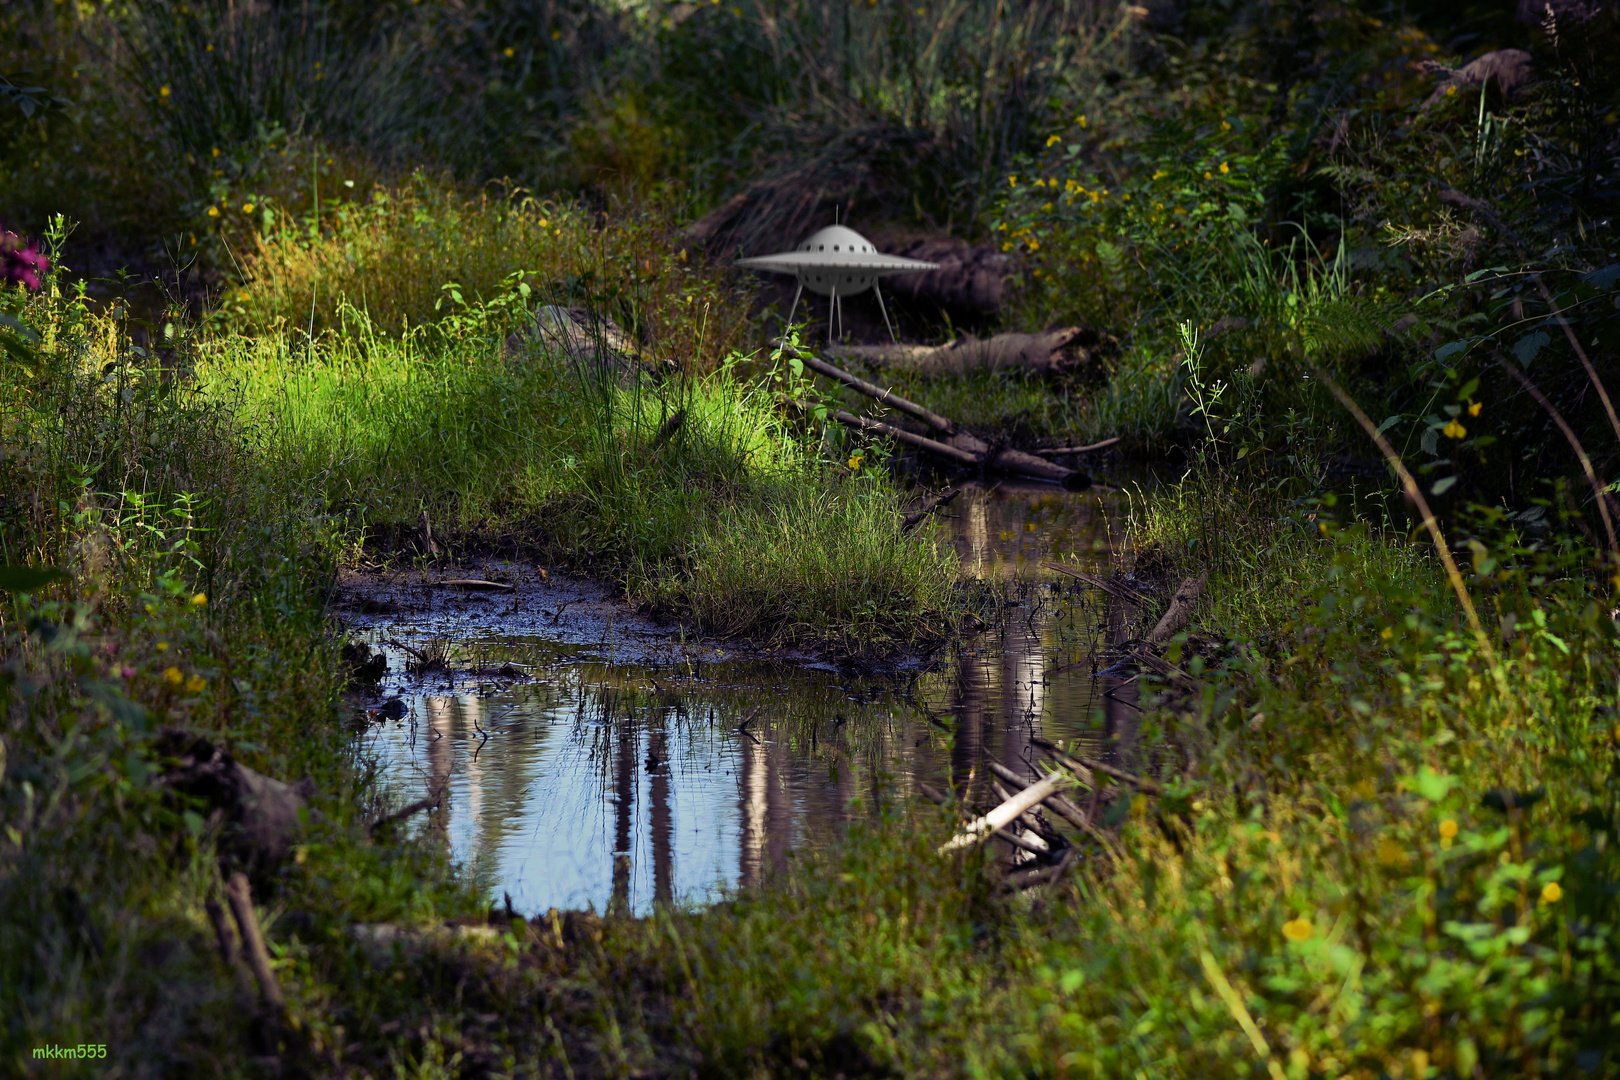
<box><xmin>361</xmin><ymin>478</ymin><xmax>1144</xmax><ymax>913</ymax></box>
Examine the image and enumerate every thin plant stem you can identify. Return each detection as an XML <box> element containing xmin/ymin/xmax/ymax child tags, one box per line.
<box><xmin>1496</xmin><ymin>356</ymin><xmax>1618</xmax><ymax>556</ymax></box>
<box><xmin>1310</xmin><ymin>364</ymin><xmax>1505</xmax><ymax>687</ymax></box>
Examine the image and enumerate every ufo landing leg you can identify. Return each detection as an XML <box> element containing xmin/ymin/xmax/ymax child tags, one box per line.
<box><xmin>828</xmin><ymin>285</ymin><xmax>839</xmax><ymax>344</ymax></box>
<box><xmin>783</xmin><ymin>281</ymin><xmax>803</xmax><ymax>336</ymax></box>
<box><xmin>873</xmin><ymin>281</ymin><xmax>897</xmax><ymax>344</ymax></box>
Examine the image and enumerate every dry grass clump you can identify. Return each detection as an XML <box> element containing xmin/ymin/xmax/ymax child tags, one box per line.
<box><xmin>226</xmin><ymin>177</ymin><xmax>759</xmax><ymax>373</ymax></box>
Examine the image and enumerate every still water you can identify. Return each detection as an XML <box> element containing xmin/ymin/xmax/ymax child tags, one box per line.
<box><xmin>352</xmin><ymin>480</ymin><xmax>1143</xmax><ymax>914</ymax></box>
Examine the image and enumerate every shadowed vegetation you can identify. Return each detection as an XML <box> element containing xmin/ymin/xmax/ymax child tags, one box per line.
<box><xmin>4</xmin><ymin>0</ymin><xmax>1620</xmax><ymax>1075</ymax></box>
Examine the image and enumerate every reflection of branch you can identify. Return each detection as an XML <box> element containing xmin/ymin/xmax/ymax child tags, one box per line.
<box><xmin>370</xmin><ymin>784</ymin><xmax>446</xmax><ymax>838</ymax></box>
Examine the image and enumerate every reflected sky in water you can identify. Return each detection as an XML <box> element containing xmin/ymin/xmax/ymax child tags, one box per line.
<box><xmin>359</xmin><ymin>479</ymin><xmax>1142</xmax><ymax>914</ymax></box>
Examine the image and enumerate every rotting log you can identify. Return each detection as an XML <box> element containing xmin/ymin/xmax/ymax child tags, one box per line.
<box><xmin>987</xmin><ymin>759</ymin><xmax>1120</xmax><ymax>853</ymax></box>
<box><xmin>1147</xmin><ymin>573</ymin><xmax>1207</xmax><ymax>644</ymax></box>
<box><xmin>828</xmin><ymin>327</ymin><xmax>1087</xmax><ymax>377</ymax></box>
<box><xmin>939</xmin><ymin>771</ymin><xmax>1073</xmax><ymax>853</ymax></box>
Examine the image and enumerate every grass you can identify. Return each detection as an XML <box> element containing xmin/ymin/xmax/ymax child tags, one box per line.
<box><xmin>200</xmin><ymin>307</ymin><xmax>956</xmax><ymax>651</ymax></box>
<box><xmin>6</xmin><ymin>0</ymin><xmax>1620</xmax><ymax>1074</ymax></box>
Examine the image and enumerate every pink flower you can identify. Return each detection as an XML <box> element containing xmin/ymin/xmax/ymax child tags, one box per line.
<box><xmin>1</xmin><ymin>224</ymin><xmax>49</xmax><ymax>291</ymax></box>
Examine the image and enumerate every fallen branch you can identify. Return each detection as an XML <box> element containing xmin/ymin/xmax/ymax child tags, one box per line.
<box><xmin>1042</xmin><ymin>562</ymin><xmax>1150</xmax><ymax>605</ymax></box>
<box><xmin>205</xmin><ymin>897</ymin><xmax>257</xmax><ymax>1002</ymax></box>
<box><xmin>1001</xmin><ymin>848</ymin><xmax>1079</xmax><ymax>893</ymax></box>
<box><xmin>788</xmin><ymin>348</ymin><xmax>956</xmax><ymax>433</ymax></box>
<box><xmin>1147</xmin><ymin>574</ymin><xmax>1207</xmax><ymax>645</ymax></box>
<box><xmin>780</xmin><ymin>357</ymin><xmax>1087</xmax><ymax>487</ymax></box>
<box><xmin>901</xmin><ymin>487</ymin><xmax>962</xmax><ymax>533</ymax></box>
<box><xmin>438</xmin><ymin>579</ymin><xmax>514</xmax><ymax>591</ymax></box>
<box><xmin>225</xmin><ymin>871</ymin><xmax>285</xmax><ymax>1012</ymax></box>
<box><xmin>1032</xmin><ymin>737</ymin><xmax>1162</xmax><ymax>795</ymax></box>
<box><xmin>1130</xmin><ymin>646</ymin><xmax>1195</xmax><ymax>684</ymax></box>
<box><xmin>989</xmin><ymin>779</ymin><xmax>1056</xmax><ymax>852</ymax></box>
<box><xmin>649</xmin><ymin>408</ymin><xmax>687</xmax><ymax>453</ymax></box>
<box><xmin>1034</xmin><ymin>437</ymin><xmax>1120</xmax><ymax>457</ymax></box>
<box><xmin>939</xmin><ymin>771</ymin><xmax>1073</xmax><ymax>853</ymax></box>
<box><xmin>827</xmin><ymin>408</ymin><xmax>981</xmax><ymax>465</ymax></box>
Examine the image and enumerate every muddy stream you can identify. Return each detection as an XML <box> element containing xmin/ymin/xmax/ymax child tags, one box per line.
<box><xmin>339</xmin><ymin>480</ymin><xmax>1147</xmax><ymax>914</ymax></box>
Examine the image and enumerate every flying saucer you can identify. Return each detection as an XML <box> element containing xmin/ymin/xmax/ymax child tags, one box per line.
<box><xmin>735</xmin><ymin>224</ymin><xmax>938</xmax><ymax>343</ymax></box>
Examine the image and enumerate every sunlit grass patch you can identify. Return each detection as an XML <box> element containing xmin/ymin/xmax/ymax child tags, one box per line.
<box><xmin>198</xmin><ymin>323</ymin><xmax>957</xmax><ymax>649</ymax></box>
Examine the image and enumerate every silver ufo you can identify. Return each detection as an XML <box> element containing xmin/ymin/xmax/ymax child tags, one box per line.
<box><xmin>735</xmin><ymin>224</ymin><xmax>938</xmax><ymax>343</ymax></box>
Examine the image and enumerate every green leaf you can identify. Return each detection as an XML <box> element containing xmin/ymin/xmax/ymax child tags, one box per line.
<box><xmin>0</xmin><ymin>565</ymin><xmax>68</xmax><ymax>592</ymax></box>
<box><xmin>1513</xmin><ymin>330</ymin><xmax>1550</xmax><ymax>366</ymax></box>
<box><xmin>1432</xmin><ymin>476</ymin><xmax>1458</xmax><ymax>496</ymax></box>
<box><xmin>1411</xmin><ymin>766</ymin><xmax>1458</xmax><ymax>803</ymax></box>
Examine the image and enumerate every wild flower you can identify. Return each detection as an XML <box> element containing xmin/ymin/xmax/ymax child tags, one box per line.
<box><xmin>1468</xmin><ymin>401</ymin><xmax>1483</xmax><ymax>416</ymax></box>
<box><xmin>0</xmin><ymin>225</ymin><xmax>49</xmax><ymax>291</ymax></box>
<box><xmin>1541</xmin><ymin>881</ymin><xmax>1563</xmax><ymax>903</ymax></box>
<box><xmin>191</xmin><ymin>592</ymin><xmax>207</xmax><ymax>606</ymax></box>
<box><xmin>1439</xmin><ymin>819</ymin><xmax>1458</xmax><ymax>839</ymax></box>
<box><xmin>162</xmin><ymin>666</ymin><xmax>184</xmax><ymax>685</ymax></box>
<box><xmin>1442</xmin><ymin>419</ymin><xmax>1467</xmax><ymax>439</ymax></box>
<box><xmin>185</xmin><ymin>675</ymin><xmax>207</xmax><ymax>693</ymax></box>
<box><xmin>1282</xmin><ymin>917</ymin><xmax>1313</xmax><ymax>941</ymax></box>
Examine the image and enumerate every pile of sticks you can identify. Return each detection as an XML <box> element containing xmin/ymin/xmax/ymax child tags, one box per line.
<box><xmin>923</xmin><ymin>739</ymin><xmax>1162</xmax><ymax>890</ymax></box>
<box><xmin>777</xmin><ymin>344</ymin><xmax>1096</xmax><ymax>489</ymax></box>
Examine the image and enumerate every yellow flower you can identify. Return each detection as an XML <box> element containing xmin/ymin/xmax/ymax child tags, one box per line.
<box><xmin>207</xmin><ymin>207</ymin><xmax>220</xmax><ymax>217</ymax></box>
<box><xmin>1219</xmin><ymin>161</ymin><xmax>1229</xmax><ymax>174</ymax></box>
<box><xmin>211</xmin><ymin>147</ymin><xmax>221</xmax><ymax>157</ymax></box>
<box><xmin>156</xmin><ymin>641</ymin><xmax>169</xmax><ymax>651</ymax></box>
<box><xmin>1468</xmin><ymin>401</ymin><xmax>1483</xmax><ymax>416</ymax></box>
<box><xmin>159</xmin><ymin>85</ymin><xmax>171</xmax><ymax>98</ymax></box>
<box><xmin>162</xmin><ymin>666</ymin><xmax>184</xmax><ymax>686</ymax></box>
<box><xmin>1541</xmin><ymin>881</ymin><xmax>1563</xmax><ymax>903</ymax></box>
<box><xmin>1046</xmin><ymin>134</ymin><xmax>1062</xmax><ymax>147</ymax></box>
<box><xmin>242</xmin><ymin>202</ymin><xmax>253</xmax><ymax>213</ymax></box>
<box><xmin>1008</xmin><ymin>175</ymin><xmax>1018</xmax><ymax>187</ymax></box>
<box><xmin>1026</xmin><ymin>237</ymin><xmax>1040</xmax><ymax>251</ymax></box>
<box><xmin>191</xmin><ymin>592</ymin><xmax>207</xmax><ymax>606</ymax></box>
<box><xmin>504</xmin><ymin>47</ymin><xmax>515</xmax><ymax>57</ymax></box>
<box><xmin>1380</xmin><ymin>626</ymin><xmax>1394</xmax><ymax>640</ymax></box>
<box><xmin>186</xmin><ymin>675</ymin><xmax>207</xmax><ymax>693</ymax></box>
<box><xmin>1282</xmin><ymin>917</ymin><xmax>1313</xmax><ymax>942</ymax></box>
<box><xmin>1439</xmin><ymin>819</ymin><xmax>1458</xmax><ymax>839</ymax></box>
<box><xmin>1204</xmin><ymin>171</ymin><xmax>1213</xmax><ymax>180</ymax></box>
<box><xmin>1442</xmin><ymin>420</ymin><xmax>1467</xmax><ymax>439</ymax></box>
<box><xmin>847</xmin><ymin>455</ymin><xmax>863</xmax><ymax>469</ymax></box>
<box><xmin>1077</xmin><ymin>114</ymin><xmax>1088</xmax><ymax>128</ymax></box>
<box><xmin>1220</xmin><ymin>120</ymin><xmax>1232</xmax><ymax>131</ymax></box>
<box><xmin>538</xmin><ymin>218</ymin><xmax>550</xmax><ymax>227</ymax></box>
<box><xmin>1152</xmin><ymin>169</ymin><xmax>1167</xmax><ymax>180</ymax></box>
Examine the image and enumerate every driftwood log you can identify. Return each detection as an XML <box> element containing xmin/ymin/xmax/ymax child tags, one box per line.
<box><xmin>1148</xmin><ymin>574</ymin><xmax>1207</xmax><ymax>645</ymax></box>
<box><xmin>830</xmin><ymin>326</ymin><xmax>1087</xmax><ymax>378</ymax></box>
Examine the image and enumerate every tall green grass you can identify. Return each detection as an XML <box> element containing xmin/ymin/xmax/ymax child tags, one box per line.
<box><xmin>199</xmin><ymin>314</ymin><xmax>955</xmax><ymax>649</ymax></box>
